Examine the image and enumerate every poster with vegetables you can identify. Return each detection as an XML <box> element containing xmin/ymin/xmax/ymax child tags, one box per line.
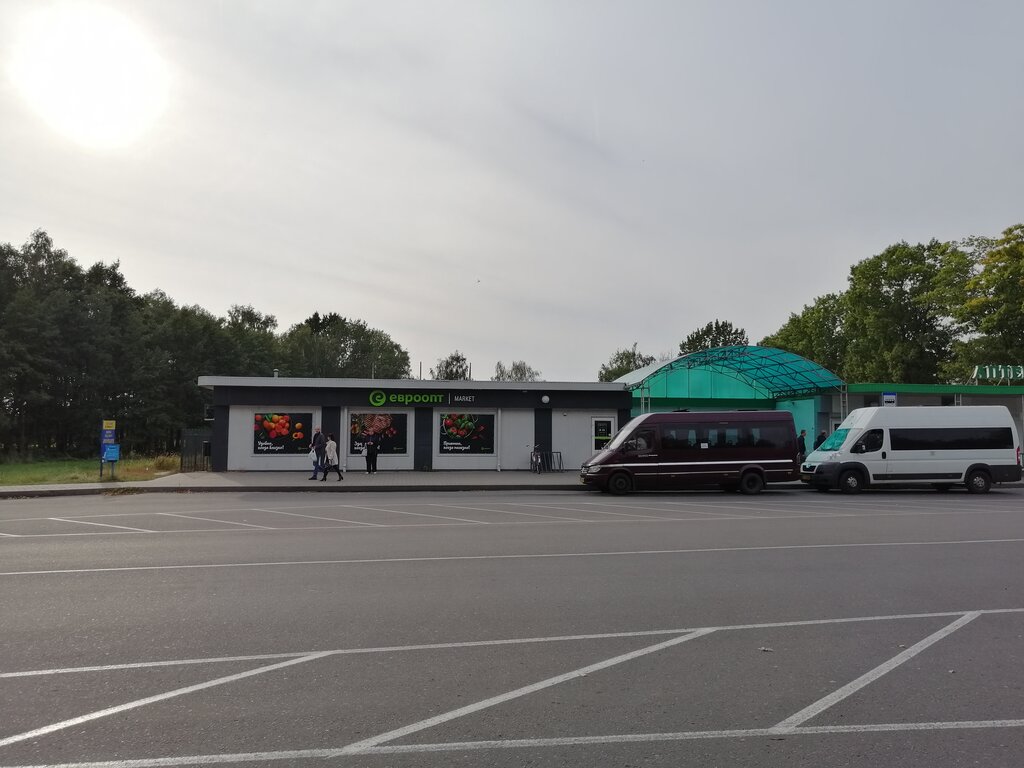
<box><xmin>438</xmin><ymin>413</ymin><xmax>494</xmax><ymax>454</ymax></box>
<box><xmin>349</xmin><ymin>413</ymin><xmax>407</xmax><ymax>454</ymax></box>
<box><xmin>253</xmin><ymin>412</ymin><xmax>311</xmax><ymax>454</ymax></box>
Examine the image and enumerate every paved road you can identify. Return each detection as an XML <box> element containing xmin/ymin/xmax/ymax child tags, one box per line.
<box><xmin>2</xmin><ymin>487</ymin><xmax>1023</xmax><ymax>767</ymax></box>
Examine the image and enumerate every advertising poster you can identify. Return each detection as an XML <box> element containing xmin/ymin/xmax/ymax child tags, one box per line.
<box><xmin>253</xmin><ymin>412</ymin><xmax>312</xmax><ymax>454</ymax></box>
<box><xmin>438</xmin><ymin>413</ymin><xmax>495</xmax><ymax>454</ymax></box>
<box><xmin>350</xmin><ymin>413</ymin><xmax>408</xmax><ymax>454</ymax></box>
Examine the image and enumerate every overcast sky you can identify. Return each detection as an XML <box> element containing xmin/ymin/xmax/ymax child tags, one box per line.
<box><xmin>2</xmin><ymin>0</ymin><xmax>1022</xmax><ymax>381</ymax></box>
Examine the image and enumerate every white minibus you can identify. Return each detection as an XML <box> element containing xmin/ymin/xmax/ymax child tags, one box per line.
<box><xmin>801</xmin><ymin>406</ymin><xmax>1021</xmax><ymax>493</ymax></box>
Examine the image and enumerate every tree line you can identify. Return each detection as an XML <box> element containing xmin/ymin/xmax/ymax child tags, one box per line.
<box><xmin>3</xmin><ymin>223</ymin><xmax>1021</xmax><ymax>458</ymax></box>
<box><xmin>599</xmin><ymin>223</ymin><xmax>1024</xmax><ymax>384</ymax></box>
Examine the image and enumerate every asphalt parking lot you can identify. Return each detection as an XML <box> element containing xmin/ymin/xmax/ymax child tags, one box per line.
<box><xmin>1</xmin><ymin>487</ymin><xmax>1023</xmax><ymax>767</ymax></box>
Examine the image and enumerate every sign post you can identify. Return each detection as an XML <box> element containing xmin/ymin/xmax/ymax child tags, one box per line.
<box><xmin>100</xmin><ymin>420</ymin><xmax>118</xmax><ymax>479</ymax></box>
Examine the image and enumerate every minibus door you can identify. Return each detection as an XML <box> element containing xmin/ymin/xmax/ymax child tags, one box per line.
<box><xmin>621</xmin><ymin>425</ymin><xmax>660</xmax><ymax>490</ymax></box>
<box><xmin>850</xmin><ymin>428</ymin><xmax>886</xmax><ymax>483</ymax></box>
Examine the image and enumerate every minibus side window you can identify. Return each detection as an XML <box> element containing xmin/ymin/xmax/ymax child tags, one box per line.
<box><xmin>852</xmin><ymin>429</ymin><xmax>883</xmax><ymax>454</ymax></box>
<box><xmin>624</xmin><ymin>427</ymin><xmax>656</xmax><ymax>452</ymax></box>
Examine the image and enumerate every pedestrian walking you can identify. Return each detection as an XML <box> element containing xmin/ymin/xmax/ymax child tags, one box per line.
<box><xmin>322</xmin><ymin>433</ymin><xmax>344</xmax><ymax>481</ymax></box>
<box><xmin>364</xmin><ymin>436</ymin><xmax>379</xmax><ymax>474</ymax></box>
<box><xmin>814</xmin><ymin>430</ymin><xmax>827</xmax><ymax>449</ymax></box>
<box><xmin>797</xmin><ymin>429</ymin><xmax>807</xmax><ymax>464</ymax></box>
<box><xmin>308</xmin><ymin>426</ymin><xmax>327</xmax><ymax>480</ymax></box>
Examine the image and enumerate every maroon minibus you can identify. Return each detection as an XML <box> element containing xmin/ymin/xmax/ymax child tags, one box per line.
<box><xmin>580</xmin><ymin>411</ymin><xmax>800</xmax><ymax>494</ymax></box>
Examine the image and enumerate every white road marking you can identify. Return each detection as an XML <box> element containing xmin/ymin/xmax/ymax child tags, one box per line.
<box><xmin>5</xmin><ymin>538</ymin><xmax>1024</xmax><ymax>578</ymax></box>
<box><xmin>574</xmin><ymin>501</ymin><xmax>740</xmax><ymax>519</ymax></box>
<box><xmin>6</xmin><ymin>608</ymin><xmax>1020</xmax><ymax>680</ymax></box>
<box><xmin>0</xmin><ymin>531</ymin><xmax>20</xmax><ymax>537</ymax></box>
<box><xmin>338</xmin><ymin>628</ymin><xmax>716</xmax><ymax>753</ymax></box>
<box><xmin>250</xmin><ymin>508</ymin><xmax>386</xmax><ymax>527</ymax></box>
<box><xmin>435</xmin><ymin>504</ymin><xmax>591</xmax><ymax>522</ymax></box>
<box><xmin>335</xmin><ymin>504</ymin><xmax>488</xmax><ymax>524</ymax></box>
<box><xmin>157</xmin><ymin>513</ymin><xmax>275</xmax><ymax>530</ymax></box>
<box><xmin>0</xmin><ymin>652</ymin><xmax>332</xmax><ymax>749</ymax></box>
<box><xmin>772</xmin><ymin>611</ymin><xmax>981</xmax><ymax>731</ymax></box>
<box><xmin>6</xmin><ymin>720</ymin><xmax>1024</xmax><ymax>767</ymax></box>
<box><xmin>48</xmin><ymin>518</ymin><xmax>153</xmax><ymax>533</ymax></box>
<box><xmin>507</xmin><ymin>502</ymin><xmax>667</xmax><ymax>520</ymax></box>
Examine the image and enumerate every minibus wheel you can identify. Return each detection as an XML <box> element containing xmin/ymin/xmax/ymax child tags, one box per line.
<box><xmin>738</xmin><ymin>472</ymin><xmax>765</xmax><ymax>495</ymax></box>
<box><xmin>607</xmin><ymin>472</ymin><xmax>633</xmax><ymax>495</ymax></box>
<box><xmin>965</xmin><ymin>470</ymin><xmax>991</xmax><ymax>494</ymax></box>
<box><xmin>839</xmin><ymin>470</ymin><xmax>864</xmax><ymax>493</ymax></box>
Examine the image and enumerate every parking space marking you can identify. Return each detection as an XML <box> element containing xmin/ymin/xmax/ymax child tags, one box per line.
<box><xmin>0</xmin><ymin>652</ymin><xmax>333</xmax><ymax>749</ymax></box>
<box><xmin>6</xmin><ymin>608</ymin><xmax>1021</xmax><ymax>680</ymax></box>
<box><xmin>157</xmin><ymin>513</ymin><xmax>275</xmax><ymax>530</ymax></box>
<box><xmin>437</xmin><ymin>504</ymin><xmax>591</xmax><ymax>522</ymax></box>
<box><xmin>6</xmin><ymin>537</ymin><xmax>1024</xmax><ymax>578</ymax></box>
<box><xmin>577</xmin><ymin>501</ymin><xmax>742</xmax><ymax>519</ymax></box>
<box><xmin>339</xmin><ymin>629</ymin><xmax>717</xmax><ymax>753</ymax></box>
<box><xmin>48</xmin><ymin>518</ymin><xmax>153</xmax><ymax>533</ymax></box>
<box><xmin>771</xmin><ymin>611</ymin><xmax>981</xmax><ymax>731</ymax></box>
<box><xmin>508</xmin><ymin>502</ymin><xmax>668</xmax><ymax>520</ymax></box>
<box><xmin>9</xmin><ymin>719</ymin><xmax>1024</xmax><ymax>767</ymax></box>
<box><xmin>251</xmin><ymin>508</ymin><xmax>386</xmax><ymax>527</ymax></box>
<box><xmin>335</xmin><ymin>504</ymin><xmax>489</xmax><ymax>525</ymax></box>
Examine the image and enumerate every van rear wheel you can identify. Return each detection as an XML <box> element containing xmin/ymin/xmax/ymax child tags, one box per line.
<box><xmin>965</xmin><ymin>470</ymin><xmax>991</xmax><ymax>494</ymax></box>
<box><xmin>607</xmin><ymin>472</ymin><xmax>633</xmax><ymax>496</ymax></box>
<box><xmin>839</xmin><ymin>470</ymin><xmax>864</xmax><ymax>493</ymax></box>
<box><xmin>739</xmin><ymin>472</ymin><xmax>765</xmax><ymax>495</ymax></box>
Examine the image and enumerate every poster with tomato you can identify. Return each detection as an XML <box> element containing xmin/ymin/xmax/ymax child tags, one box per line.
<box><xmin>252</xmin><ymin>412</ymin><xmax>311</xmax><ymax>454</ymax></box>
<box><xmin>438</xmin><ymin>413</ymin><xmax>494</xmax><ymax>454</ymax></box>
<box><xmin>349</xmin><ymin>413</ymin><xmax>407</xmax><ymax>454</ymax></box>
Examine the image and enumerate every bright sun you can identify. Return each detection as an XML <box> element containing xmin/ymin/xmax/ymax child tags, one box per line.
<box><xmin>9</xmin><ymin>2</ymin><xmax>169</xmax><ymax>149</ymax></box>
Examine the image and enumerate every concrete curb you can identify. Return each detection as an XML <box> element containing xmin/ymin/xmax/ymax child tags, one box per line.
<box><xmin>0</xmin><ymin>483</ymin><xmax>586</xmax><ymax>499</ymax></box>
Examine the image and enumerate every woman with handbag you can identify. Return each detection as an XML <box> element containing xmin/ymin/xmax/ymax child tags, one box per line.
<box><xmin>322</xmin><ymin>434</ymin><xmax>344</xmax><ymax>481</ymax></box>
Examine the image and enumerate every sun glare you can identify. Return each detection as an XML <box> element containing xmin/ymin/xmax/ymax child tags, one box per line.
<box><xmin>9</xmin><ymin>2</ymin><xmax>169</xmax><ymax>149</ymax></box>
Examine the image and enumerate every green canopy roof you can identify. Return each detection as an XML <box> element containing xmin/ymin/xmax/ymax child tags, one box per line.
<box><xmin>617</xmin><ymin>346</ymin><xmax>844</xmax><ymax>400</ymax></box>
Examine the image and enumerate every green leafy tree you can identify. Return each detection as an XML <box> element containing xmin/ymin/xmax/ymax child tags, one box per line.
<box><xmin>598</xmin><ymin>343</ymin><xmax>655</xmax><ymax>382</ymax></box>
<box><xmin>280</xmin><ymin>313</ymin><xmax>411</xmax><ymax>378</ymax></box>
<box><xmin>678</xmin><ymin>320</ymin><xmax>748</xmax><ymax>356</ymax></box>
<box><xmin>759</xmin><ymin>293</ymin><xmax>847</xmax><ymax>377</ymax></box>
<box><xmin>842</xmin><ymin>240</ymin><xmax>959</xmax><ymax>383</ymax></box>
<box><xmin>958</xmin><ymin>224</ymin><xmax>1024</xmax><ymax>359</ymax></box>
<box><xmin>492</xmin><ymin>360</ymin><xmax>541</xmax><ymax>382</ymax></box>
<box><xmin>430</xmin><ymin>350</ymin><xmax>471</xmax><ymax>380</ymax></box>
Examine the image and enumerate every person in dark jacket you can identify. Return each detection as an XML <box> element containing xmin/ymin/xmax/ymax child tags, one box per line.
<box><xmin>814</xmin><ymin>430</ymin><xmax>828</xmax><ymax>449</ymax></box>
<box><xmin>364</xmin><ymin>436</ymin><xmax>379</xmax><ymax>474</ymax></box>
<box><xmin>309</xmin><ymin>426</ymin><xmax>327</xmax><ymax>480</ymax></box>
<box><xmin>797</xmin><ymin>429</ymin><xmax>807</xmax><ymax>463</ymax></box>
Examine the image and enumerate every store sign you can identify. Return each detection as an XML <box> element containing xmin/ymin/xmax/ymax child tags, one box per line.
<box><xmin>369</xmin><ymin>389</ymin><xmax>446</xmax><ymax>406</ymax></box>
<box><xmin>882</xmin><ymin>392</ymin><xmax>897</xmax><ymax>407</ymax></box>
<box><xmin>972</xmin><ymin>365</ymin><xmax>1024</xmax><ymax>381</ymax></box>
<box><xmin>368</xmin><ymin>389</ymin><xmax>481</xmax><ymax>406</ymax></box>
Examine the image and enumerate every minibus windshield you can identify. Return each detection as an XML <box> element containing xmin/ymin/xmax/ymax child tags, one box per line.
<box><xmin>817</xmin><ymin>428</ymin><xmax>850</xmax><ymax>452</ymax></box>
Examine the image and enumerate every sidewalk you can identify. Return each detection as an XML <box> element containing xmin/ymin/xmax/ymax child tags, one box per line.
<box><xmin>0</xmin><ymin>470</ymin><xmax>585</xmax><ymax>499</ymax></box>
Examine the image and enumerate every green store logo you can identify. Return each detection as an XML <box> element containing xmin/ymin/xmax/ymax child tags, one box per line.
<box><xmin>369</xmin><ymin>390</ymin><xmax>446</xmax><ymax>407</ymax></box>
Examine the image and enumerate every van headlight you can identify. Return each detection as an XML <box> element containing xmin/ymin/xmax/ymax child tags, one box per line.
<box><xmin>584</xmin><ymin>465</ymin><xmax>603</xmax><ymax>474</ymax></box>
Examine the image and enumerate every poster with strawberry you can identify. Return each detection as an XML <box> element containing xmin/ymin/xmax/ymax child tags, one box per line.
<box><xmin>252</xmin><ymin>411</ymin><xmax>312</xmax><ymax>454</ymax></box>
<box><xmin>438</xmin><ymin>413</ymin><xmax>494</xmax><ymax>454</ymax></box>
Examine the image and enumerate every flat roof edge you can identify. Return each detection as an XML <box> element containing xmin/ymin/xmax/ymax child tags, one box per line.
<box><xmin>197</xmin><ymin>376</ymin><xmax>626</xmax><ymax>392</ymax></box>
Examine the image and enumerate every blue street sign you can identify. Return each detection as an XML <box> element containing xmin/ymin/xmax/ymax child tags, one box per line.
<box><xmin>102</xmin><ymin>444</ymin><xmax>120</xmax><ymax>462</ymax></box>
<box><xmin>101</xmin><ymin>429</ymin><xmax>116</xmax><ymax>444</ymax></box>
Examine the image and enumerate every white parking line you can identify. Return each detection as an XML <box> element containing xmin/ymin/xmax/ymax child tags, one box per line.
<box><xmin>335</xmin><ymin>504</ymin><xmax>488</xmax><ymax>524</ymax></box>
<box><xmin>508</xmin><ymin>502</ymin><xmax>668</xmax><ymax>520</ymax></box>
<box><xmin>49</xmin><ymin>518</ymin><xmax>154</xmax><ymax>533</ymax></box>
<box><xmin>158</xmin><ymin>513</ymin><xmax>275</xmax><ymax>530</ymax></box>
<box><xmin>0</xmin><ymin>652</ymin><xmax>333</xmax><ymax>749</ymax></box>
<box><xmin>338</xmin><ymin>629</ymin><xmax>717</xmax><ymax>753</ymax></box>
<box><xmin>6</xmin><ymin>607</ymin><xmax>1021</xmax><ymax>679</ymax></box>
<box><xmin>436</xmin><ymin>504</ymin><xmax>591</xmax><ymax>522</ymax></box>
<box><xmin>251</xmin><ymin>508</ymin><xmax>386</xmax><ymax>527</ymax></box>
<box><xmin>5</xmin><ymin>538</ymin><xmax>1024</xmax><ymax>577</ymax></box>
<box><xmin>771</xmin><ymin>611</ymin><xmax>981</xmax><ymax>731</ymax></box>
<box><xmin>8</xmin><ymin>720</ymin><xmax>1024</xmax><ymax>767</ymax></box>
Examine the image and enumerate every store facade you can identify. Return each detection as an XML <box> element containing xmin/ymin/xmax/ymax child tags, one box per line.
<box><xmin>198</xmin><ymin>376</ymin><xmax>632</xmax><ymax>472</ymax></box>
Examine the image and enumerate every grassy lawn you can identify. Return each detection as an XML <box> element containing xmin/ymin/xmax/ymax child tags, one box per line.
<box><xmin>0</xmin><ymin>455</ymin><xmax>179</xmax><ymax>486</ymax></box>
